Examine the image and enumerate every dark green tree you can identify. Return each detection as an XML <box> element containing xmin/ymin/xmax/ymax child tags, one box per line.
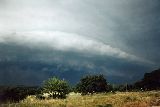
<box><xmin>134</xmin><ymin>68</ymin><xmax>160</xmax><ymax>90</ymax></box>
<box><xmin>76</xmin><ymin>75</ymin><xmax>108</xmax><ymax>94</ymax></box>
<box><xmin>1</xmin><ymin>86</ymin><xmax>39</xmax><ymax>102</ymax></box>
<box><xmin>42</xmin><ymin>77</ymin><xmax>70</xmax><ymax>98</ymax></box>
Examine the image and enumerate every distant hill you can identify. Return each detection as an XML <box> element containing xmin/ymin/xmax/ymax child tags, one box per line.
<box><xmin>135</xmin><ymin>68</ymin><xmax>160</xmax><ymax>90</ymax></box>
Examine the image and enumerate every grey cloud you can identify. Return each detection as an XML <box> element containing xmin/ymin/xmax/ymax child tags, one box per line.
<box><xmin>0</xmin><ymin>43</ymin><xmax>152</xmax><ymax>85</ymax></box>
<box><xmin>0</xmin><ymin>31</ymin><xmax>153</xmax><ymax>64</ymax></box>
<box><xmin>0</xmin><ymin>0</ymin><xmax>160</xmax><ymax>85</ymax></box>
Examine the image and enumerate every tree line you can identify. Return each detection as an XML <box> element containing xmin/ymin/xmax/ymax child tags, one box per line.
<box><xmin>0</xmin><ymin>68</ymin><xmax>160</xmax><ymax>103</ymax></box>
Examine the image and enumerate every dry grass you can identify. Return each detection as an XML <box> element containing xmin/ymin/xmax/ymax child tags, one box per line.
<box><xmin>1</xmin><ymin>91</ymin><xmax>160</xmax><ymax>107</ymax></box>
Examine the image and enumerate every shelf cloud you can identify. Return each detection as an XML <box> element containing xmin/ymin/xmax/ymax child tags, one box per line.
<box><xmin>0</xmin><ymin>31</ymin><xmax>153</xmax><ymax>64</ymax></box>
<box><xmin>0</xmin><ymin>0</ymin><xmax>160</xmax><ymax>85</ymax></box>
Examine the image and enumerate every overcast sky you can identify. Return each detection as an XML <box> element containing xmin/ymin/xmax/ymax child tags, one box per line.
<box><xmin>0</xmin><ymin>0</ymin><xmax>160</xmax><ymax>85</ymax></box>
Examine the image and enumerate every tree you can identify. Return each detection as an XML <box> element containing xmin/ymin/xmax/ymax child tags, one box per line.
<box><xmin>1</xmin><ymin>86</ymin><xmax>39</xmax><ymax>102</ymax></box>
<box><xmin>42</xmin><ymin>77</ymin><xmax>70</xmax><ymax>98</ymax></box>
<box><xmin>134</xmin><ymin>68</ymin><xmax>160</xmax><ymax>90</ymax></box>
<box><xmin>76</xmin><ymin>75</ymin><xmax>108</xmax><ymax>94</ymax></box>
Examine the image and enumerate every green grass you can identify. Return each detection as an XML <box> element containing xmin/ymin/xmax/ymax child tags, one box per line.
<box><xmin>1</xmin><ymin>91</ymin><xmax>160</xmax><ymax>107</ymax></box>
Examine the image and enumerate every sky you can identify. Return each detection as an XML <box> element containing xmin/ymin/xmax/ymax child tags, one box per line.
<box><xmin>0</xmin><ymin>0</ymin><xmax>160</xmax><ymax>86</ymax></box>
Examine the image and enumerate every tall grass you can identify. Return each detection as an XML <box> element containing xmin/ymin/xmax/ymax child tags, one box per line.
<box><xmin>1</xmin><ymin>91</ymin><xmax>160</xmax><ymax>107</ymax></box>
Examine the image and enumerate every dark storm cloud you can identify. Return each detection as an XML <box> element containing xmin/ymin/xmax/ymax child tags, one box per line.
<box><xmin>0</xmin><ymin>0</ymin><xmax>160</xmax><ymax>85</ymax></box>
<box><xmin>111</xmin><ymin>0</ymin><xmax>160</xmax><ymax>65</ymax></box>
<box><xmin>0</xmin><ymin>42</ymin><xmax>153</xmax><ymax>85</ymax></box>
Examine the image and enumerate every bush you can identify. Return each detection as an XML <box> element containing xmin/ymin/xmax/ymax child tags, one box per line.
<box><xmin>97</xmin><ymin>104</ymin><xmax>113</xmax><ymax>107</ymax></box>
<box><xmin>42</xmin><ymin>77</ymin><xmax>70</xmax><ymax>99</ymax></box>
<box><xmin>76</xmin><ymin>74</ymin><xmax>108</xmax><ymax>94</ymax></box>
<box><xmin>0</xmin><ymin>86</ymin><xmax>39</xmax><ymax>103</ymax></box>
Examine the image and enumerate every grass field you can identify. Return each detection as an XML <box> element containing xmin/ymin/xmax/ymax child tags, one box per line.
<box><xmin>1</xmin><ymin>91</ymin><xmax>160</xmax><ymax>107</ymax></box>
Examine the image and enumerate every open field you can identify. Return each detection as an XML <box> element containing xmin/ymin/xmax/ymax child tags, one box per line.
<box><xmin>1</xmin><ymin>91</ymin><xmax>160</xmax><ymax>107</ymax></box>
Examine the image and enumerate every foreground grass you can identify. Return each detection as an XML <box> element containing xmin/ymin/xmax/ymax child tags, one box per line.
<box><xmin>1</xmin><ymin>91</ymin><xmax>160</xmax><ymax>107</ymax></box>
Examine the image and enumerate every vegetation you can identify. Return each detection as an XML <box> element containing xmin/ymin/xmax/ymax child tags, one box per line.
<box><xmin>135</xmin><ymin>68</ymin><xmax>160</xmax><ymax>90</ymax></box>
<box><xmin>1</xmin><ymin>91</ymin><xmax>160</xmax><ymax>107</ymax></box>
<box><xmin>0</xmin><ymin>68</ymin><xmax>160</xmax><ymax>106</ymax></box>
<box><xmin>41</xmin><ymin>77</ymin><xmax>70</xmax><ymax>99</ymax></box>
<box><xmin>0</xmin><ymin>86</ymin><xmax>40</xmax><ymax>103</ymax></box>
<box><xmin>76</xmin><ymin>75</ymin><xmax>108</xmax><ymax>94</ymax></box>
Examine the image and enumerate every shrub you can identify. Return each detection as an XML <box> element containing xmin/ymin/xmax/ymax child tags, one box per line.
<box><xmin>97</xmin><ymin>104</ymin><xmax>113</xmax><ymax>107</ymax></box>
<box><xmin>42</xmin><ymin>77</ymin><xmax>70</xmax><ymax>99</ymax></box>
<box><xmin>76</xmin><ymin>74</ymin><xmax>108</xmax><ymax>94</ymax></box>
<box><xmin>0</xmin><ymin>86</ymin><xmax>39</xmax><ymax>102</ymax></box>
